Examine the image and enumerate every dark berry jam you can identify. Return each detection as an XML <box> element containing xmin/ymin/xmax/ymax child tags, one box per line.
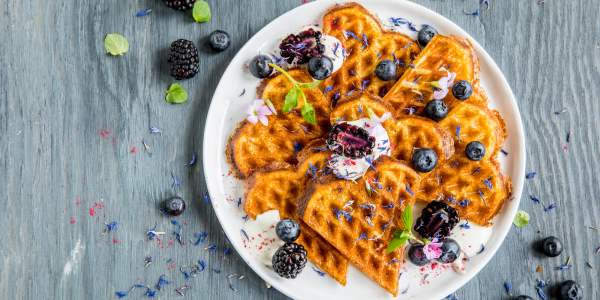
<box><xmin>326</xmin><ymin>123</ymin><xmax>375</xmax><ymax>159</ymax></box>
<box><xmin>414</xmin><ymin>201</ymin><xmax>459</xmax><ymax>239</ymax></box>
<box><xmin>279</xmin><ymin>28</ymin><xmax>325</xmax><ymax>64</ymax></box>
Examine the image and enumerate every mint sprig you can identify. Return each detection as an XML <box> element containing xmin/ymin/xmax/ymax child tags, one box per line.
<box><xmin>269</xmin><ymin>63</ymin><xmax>321</xmax><ymax>125</ymax></box>
<box><xmin>386</xmin><ymin>205</ymin><xmax>416</xmax><ymax>253</ymax></box>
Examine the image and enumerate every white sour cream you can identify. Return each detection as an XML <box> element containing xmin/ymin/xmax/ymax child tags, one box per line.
<box><xmin>328</xmin><ymin>118</ymin><xmax>391</xmax><ymax>180</ymax></box>
<box><xmin>241</xmin><ymin>210</ymin><xmax>284</xmax><ymax>267</ymax></box>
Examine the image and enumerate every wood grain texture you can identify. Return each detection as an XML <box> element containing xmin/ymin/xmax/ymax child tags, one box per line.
<box><xmin>0</xmin><ymin>0</ymin><xmax>598</xmax><ymax>299</ymax></box>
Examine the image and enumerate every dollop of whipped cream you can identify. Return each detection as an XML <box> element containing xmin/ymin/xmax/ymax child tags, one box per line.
<box><xmin>327</xmin><ymin>115</ymin><xmax>391</xmax><ymax>180</ymax></box>
<box><xmin>273</xmin><ymin>25</ymin><xmax>346</xmax><ymax>73</ymax></box>
<box><xmin>319</xmin><ymin>31</ymin><xmax>346</xmax><ymax>73</ymax></box>
<box><xmin>241</xmin><ymin>210</ymin><xmax>284</xmax><ymax>267</ymax></box>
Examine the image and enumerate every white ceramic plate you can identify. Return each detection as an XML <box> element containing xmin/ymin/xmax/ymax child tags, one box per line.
<box><xmin>203</xmin><ymin>0</ymin><xmax>526</xmax><ymax>299</ymax></box>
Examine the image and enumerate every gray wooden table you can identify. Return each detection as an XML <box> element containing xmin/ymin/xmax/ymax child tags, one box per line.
<box><xmin>1</xmin><ymin>0</ymin><xmax>598</xmax><ymax>299</ymax></box>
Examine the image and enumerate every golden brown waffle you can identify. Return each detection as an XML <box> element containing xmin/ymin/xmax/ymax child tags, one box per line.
<box><xmin>440</xmin><ymin>102</ymin><xmax>507</xmax><ymax>160</ymax></box>
<box><xmin>321</xmin><ymin>3</ymin><xmax>420</xmax><ymax>104</ymax></box>
<box><xmin>383</xmin><ymin>35</ymin><xmax>485</xmax><ymax>115</ymax></box>
<box><xmin>417</xmin><ymin>156</ymin><xmax>511</xmax><ymax>226</ymax></box>
<box><xmin>329</xmin><ymin>93</ymin><xmax>392</xmax><ymax>125</ymax></box>
<box><xmin>415</xmin><ymin>102</ymin><xmax>510</xmax><ymax>225</ymax></box>
<box><xmin>244</xmin><ymin>144</ymin><xmax>349</xmax><ymax>284</ymax></box>
<box><xmin>226</xmin><ymin>2</ymin><xmax>512</xmax><ymax>294</ymax></box>
<box><xmin>329</xmin><ymin>93</ymin><xmax>455</xmax><ymax>168</ymax></box>
<box><xmin>298</xmin><ymin>157</ymin><xmax>421</xmax><ymax>295</ymax></box>
<box><xmin>227</xmin><ymin>69</ymin><xmax>331</xmax><ymax>178</ymax></box>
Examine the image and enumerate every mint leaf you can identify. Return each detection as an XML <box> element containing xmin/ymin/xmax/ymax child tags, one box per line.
<box><xmin>301</xmin><ymin>101</ymin><xmax>316</xmax><ymax>125</ymax></box>
<box><xmin>513</xmin><ymin>210</ymin><xmax>530</xmax><ymax>228</ymax></box>
<box><xmin>104</xmin><ymin>33</ymin><xmax>129</xmax><ymax>56</ymax></box>
<box><xmin>282</xmin><ymin>86</ymin><xmax>299</xmax><ymax>113</ymax></box>
<box><xmin>192</xmin><ymin>0</ymin><xmax>211</xmax><ymax>23</ymax></box>
<box><xmin>297</xmin><ymin>80</ymin><xmax>322</xmax><ymax>89</ymax></box>
<box><xmin>165</xmin><ymin>83</ymin><xmax>188</xmax><ymax>104</ymax></box>
<box><xmin>386</xmin><ymin>230</ymin><xmax>411</xmax><ymax>253</ymax></box>
<box><xmin>401</xmin><ymin>205</ymin><xmax>413</xmax><ymax>230</ymax></box>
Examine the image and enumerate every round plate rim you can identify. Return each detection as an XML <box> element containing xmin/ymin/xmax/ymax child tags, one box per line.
<box><xmin>203</xmin><ymin>0</ymin><xmax>526</xmax><ymax>299</ymax></box>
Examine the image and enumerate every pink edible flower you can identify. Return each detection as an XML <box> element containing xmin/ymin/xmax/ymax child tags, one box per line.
<box><xmin>432</xmin><ymin>70</ymin><xmax>456</xmax><ymax>100</ymax></box>
<box><xmin>246</xmin><ymin>99</ymin><xmax>274</xmax><ymax>126</ymax></box>
<box><xmin>423</xmin><ymin>240</ymin><xmax>443</xmax><ymax>260</ymax></box>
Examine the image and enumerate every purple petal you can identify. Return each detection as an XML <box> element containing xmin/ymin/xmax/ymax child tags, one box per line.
<box><xmin>433</xmin><ymin>87</ymin><xmax>449</xmax><ymax>100</ymax></box>
<box><xmin>246</xmin><ymin>115</ymin><xmax>258</xmax><ymax>124</ymax></box>
<box><xmin>258</xmin><ymin>115</ymin><xmax>269</xmax><ymax>126</ymax></box>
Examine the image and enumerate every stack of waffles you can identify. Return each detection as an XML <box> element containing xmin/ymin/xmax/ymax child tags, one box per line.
<box><xmin>226</xmin><ymin>2</ymin><xmax>511</xmax><ymax>296</ymax></box>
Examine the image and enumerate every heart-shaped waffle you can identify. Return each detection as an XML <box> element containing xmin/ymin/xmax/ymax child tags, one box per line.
<box><xmin>321</xmin><ymin>3</ymin><xmax>421</xmax><ymax>104</ymax></box>
<box><xmin>416</xmin><ymin>156</ymin><xmax>511</xmax><ymax>226</ymax></box>
<box><xmin>440</xmin><ymin>102</ymin><xmax>507</xmax><ymax>160</ymax></box>
<box><xmin>329</xmin><ymin>93</ymin><xmax>455</xmax><ymax>169</ymax></box>
<box><xmin>227</xmin><ymin>69</ymin><xmax>331</xmax><ymax>178</ymax></box>
<box><xmin>383</xmin><ymin>34</ymin><xmax>487</xmax><ymax>115</ymax></box>
<box><xmin>244</xmin><ymin>143</ymin><xmax>349</xmax><ymax>284</ymax></box>
<box><xmin>416</xmin><ymin>102</ymin><xmax>510</xmax><ymax>225</ymax></box>
<box><xmin>298</xmin><ymin>157</ymin><xmax>420</xmax><ymax>296</ymax></box>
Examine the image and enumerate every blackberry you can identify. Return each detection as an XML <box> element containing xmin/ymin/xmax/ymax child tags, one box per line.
<box><xmin>163</xmin><ymin>0</ymin><xmax>196</xmax><ymax>11</ymax></box>
<box><xmin>326</xmin><ymin>123</ymin><xmax>375</xmax><ymax>159</ymax></box>
<box><xmin>279</xmin><ymin>28</ymin><xmax>324</xmax><ymax>64</ymax></box>
<box><xmin>414</xmin><ymin>201</ymin><xmax>459</xmax><ymax>239</ymax></box>
<box><xmin>272</xmin><ymin>243</ymin><xmax>307</xmax><ymax>279</ymax></box>
<box><xmin>168</xmin><ymin>39</ymin><xmax>199</xmax><ymax>80</ymax></box>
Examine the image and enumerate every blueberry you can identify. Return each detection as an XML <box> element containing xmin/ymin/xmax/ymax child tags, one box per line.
<box><xmin>452</xmin><ymin>80</ymin><xmax>473</xmax><ymax>100</ymax></box>
<box><xmin>514</xmin><ymin>296</ymin><xmax>534</xmax><ymax>300</ymax></box>
<box><xmin>417</xmin><ymin>25</ymin><xmax>437</xmax><ymax>48</ymax></box>
<box><xmin>275</xmin><ymin>219</ymin><xmax>301</xmax><ymax>243</ymax></box>
<box><xmin>375</xmin><ymin>60</ymin><xmax>397</xmax><ymax>81</ymax></box>
<box><xmin>437</xmin><ymin>239</ymin><xmax>461</xmax><ymax>263</ymax></box>
<box><xmin>559</xmin><ymin>280</ymin><xmax>583</xmax><ymax>300</ymax></box>
<box><xmin>249</xmin><ymin>55</ymin><xmax>273</xmax><ymax>79</ymax></box>
<box><xmin>424</xmin><ymin>99</ymin><xmax>448</xmax><ymax>121</ymax></box>
<box><xmin>161</xmin><ymin>196</ymin><xmax>186</xmax><ymax>216</ymax></box>
<box><xmin>412</xmin><ymin>148</ymin><xmax>438</xmax><ymax>173</ymax></box>
<box><xmin>539</xmin><ymin>236</ymin><xmax>563</xmax><ymax>257</ymax></box>
<box><xmin>465</xmin><ymin>141</ymin><xmax>486</xmax><ymax>161</ymax></box>
<box><xmin>208</xmin><ymin>30</ymin><xmax>230</xmax><ymax>52</ymax></box>
<box><xmin>408</xmin><ymin>243</ymin><xmax>430</xmax><ymax>266</ymax></box>
<box><xmin>307</xmin><ymin>56</ymin><xmax>333</xmax><ymax>80</ymax></box>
